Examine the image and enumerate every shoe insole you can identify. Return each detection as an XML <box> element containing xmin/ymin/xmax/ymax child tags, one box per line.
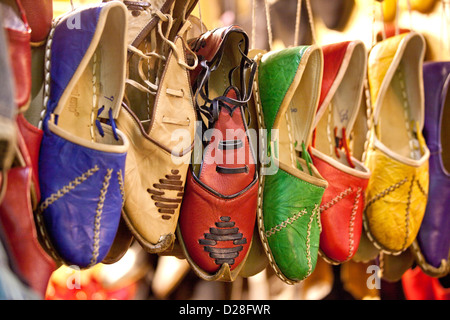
<box><xmin>204</xmin><ymin>32</ymin><xmax>244</xmax><ymax>104</ymax></box>
<box><xmin>379</xmin><ymin>63</ymin><xmax>416</xmax><ymax>159</ymax></box>
<box><xmin>278</xmin><ymin>54</ymin><xmax>318</xmax><ymax>174</ymax></box>
<box><xmin>56</xmin><ymin>7</ymin><xmax>125</xmax><ymax>144</ymax></box>
<box><xmin>58</xmin><ymin>53</ymin><xmax>98</xmax><ymax>143</ymax></box>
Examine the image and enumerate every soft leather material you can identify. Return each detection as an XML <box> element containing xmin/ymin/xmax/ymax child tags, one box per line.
<box><xmin>412</xmin><ymin>61</ymin><xmax>450</xmax><ymax>276</ymax></box>
<box><xmin>189</xmin><ymin>25</ymin><xmax>248</xmax><ymax>87</ymax></box>
<box><xmin>258</xmin><ymin>46</ymin><xmax>310</xmax><ymax>134</ymax></box>
<box><xmin>312</xmin><ymin>149</ymin><xmax>369</xmax><ymax>263</ymax></box>
<box><xmin>0</xmin><ymin>20</ymin><xmax>17</xmax><ymax>178</ymax></box>
<box><xmin>312</xmin><ymin>40</ymin><xmax>370</xmax><ymax>264</ymax></box>
<box><xmin>39</xmin><ymin>128</ymin><xmax>127</xmax><ymax>268</ymax></box>
<box><xmin>197</xmin><ymin>89</ymin><xmax>256</xmax><ymax>196</ymax></box>
<box><xmin>117</xmin><ymin>36</ymin><xmax>195</xmax><ymax>253</ymax></box>
<box><xmin>116</xmin><ymin>1</ymin><xmax>198</xmax><ymax>254</ymax></box>
<box><xmin>178</xmin><ymin>170</ymin><xmax>258</xmax><ymax>277</ymax></box>
<box><xmin>317</xmin><ymin>42</ymin><xmax>348</xmax><ymax>110</ymax></box>
<box><xmin>262</xmin><ymin>164</ymin><xmax>324</xmax><ymax>282</ymax></box>
<box><xmin>20</xmin><ymin>0</ymin><xmax>53</xmax><ymax>44</ymax></box>
<box><xmin>365</xmin><ymin>31</ymin><xmax>429</xmax><ymax>254</ymax></box>
<box><xmin>254</xmin><ymin>45</ymin><xmax>327</xmax><ymax>284</ymax></box>
<box><xmin>0</xmin><ymin>129</ymin><xmax>55</xmax><ymax>297</ymax></box>
<box><xmin>118</xmin><ymin>101</ymin><xmax>192</xmax><ymax>250</ymax></box>
<box><xmin>17</xmin><ymin>113</ymin><xmax>42</xmax><ymax>206</ymax></box>
<box><xmin>4</xmin><ymin>0</ymin><xmax>31</xmax><ymax>111</ymax></box>
<box><xmin>402</xmin><ymin>267</ymin><xmax>450</xmax><ymax>300</ymax></box>
<box><xmin>364</xmin><ymin>147</ymin><xmax>429</xmax><ymax>253</ymax></box>
<box><xmin>45</xmin><ymin>6</ymin><xmax>102</xmax><ymax>121</ymax></box>
<box><xmin>0</xmin><ymin>229</ymin><xmax>40</xmax><ymax>300</ymax></box>
<box><xmin>38</xmin><ymin>2</ymin><xmax>129</xmax><ymax>268</ymax></box>
<box><xmin>178</xmin><ymin>25</ymin><xmax>258</xmax><ymax>281</ymax></box>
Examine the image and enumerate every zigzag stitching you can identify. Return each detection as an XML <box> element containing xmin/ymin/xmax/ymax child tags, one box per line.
<box><xmin>89</xmin><ymin>168</ymin><xmax>113</xmax><ymax>267</ymax></box>
<box><xmin>365</xmin><ymin>177</ymin><xmax>408</xmax><ymax>209</ymax></box>
<box><xmin>320</xmin><ymin>187</ymin><xmax>353</xmax><ymax>213</ymax></box>
<box><xmin>39</xmin><ymin>165</ymin><xmax>100</xmax><ymax>212</ymax></box>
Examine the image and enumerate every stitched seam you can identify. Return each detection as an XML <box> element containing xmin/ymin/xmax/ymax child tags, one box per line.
<box><xmin>320</xmin><ymin>187</ymin><xmax>353</xmax><ymax>212</ymax></box>
<box><xmin>285</xmin><ymin>111</ymin><xmax>296</xmax><ymax>167</ymax></box>
<box><xmin>347</xmin><ymin>188</ymin><xmax>362</xmax><ymax>260</ymax></box>
<box><xmin>265</xmin><ymin>209</ymin><xmax>308</xmax><ymax>238</ymax></box>
<box><xmin>415</xmin><ymin>179</ymin><xmax>428</xmax><ymax>198</ymax></box>
<box><xmin>89</xmin><ymin>168</ymin><xmax>112</xmax><ymax>267</ymax></box>
<box><xmin>39</xmin><ymin>165</ymin><xmax>100</xmax><ymax>212</ymax></box>
<box><xmin>36</xmin><ymin>165</ymin><xmax>99</xmax><ymax>263</ymax></box>
<box><xmin>365</xmin><ymin>177</ymin><xmax>408</xmax><ymax>209</ymax></box>
<box><xmin>303</xmin><ymin>212</ymin><xmax>314</xmax><ymax>280</ymax></box>
<box><xmin>117</xmin><ymin>169</ymin><xmax>125</xmax><ymax>205</ymax></box>
<box><xmin>91</xmin><ymin>51</ymin><xmax>98</xmax><ymax>142</ymax></box>
<box><xmin>402</xmin><ymin>175</ymin><xmax>414</xmax><ymax>251</ymax></box>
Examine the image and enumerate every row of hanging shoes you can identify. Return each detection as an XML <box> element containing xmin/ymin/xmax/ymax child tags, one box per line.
<box><xmin>0</xmin><ymin>0</ymin><xmax>448</xmax><ymax>300</ymax></box>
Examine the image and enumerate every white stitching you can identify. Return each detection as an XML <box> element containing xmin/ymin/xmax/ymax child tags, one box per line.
<box><xmin>36</xmin><ymin>165</ymin><xmax>100</xmax><ymax>263</ymax></box>
<box><xmin>265</xmin><ymin>209</ymin><xmax>308</xmax><ymax>238</ymax></box>
<box><xmin>39</xmin><ymin>166</ymin><xmax>100</xmax><ymax>212</ymax></box>
<box><xmin>320</xmin><ymin>187</ymin><xmax>353</xmax><ymax>213</ymax></box>
<box><xmin>347</xmin><ymin>188</ymin><xmax>362</xmax><ymax>260</ymax></box>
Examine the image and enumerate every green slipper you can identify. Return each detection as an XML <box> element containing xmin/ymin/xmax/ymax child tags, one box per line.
<box><xmin>251</xmin><ymin>46</ymin><xmax>328</xmax><ymax>284</ymax></box>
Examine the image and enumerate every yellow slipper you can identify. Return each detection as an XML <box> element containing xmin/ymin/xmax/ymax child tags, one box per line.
<box><xmin>365</xmin><ymin>31</ymin><xmax>429</xmax><ymax>255</ymax></box>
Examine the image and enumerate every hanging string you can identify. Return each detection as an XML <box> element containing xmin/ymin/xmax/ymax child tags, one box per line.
<box><xmin>294</xmin><ymin>0</ymin><xmax>302</xmax><ymax>47</ymax></box>
<box><xmin>198</xmin><ymin>0</ymin><xmax>204</xmax><ymax>34</ymax></box>
<box><xmin>371</xmin><ymin>1</ymin><xmax>377</xmax><ymax>47</ymax></box>
<box><xmin>252</xmin><ymin>0</ymin><xmax>257</xmax><ymax>49</ymax></box>
<box><xmin>304</xmin><ymin>0</ymin><xmax>316</xmax><ymax>44</ymax></box>
<box><xmin>378</xmin><ymin>0</ymin><xmax>387</xmax><ymax>41</ymax></box>
<box><xmin>263</xmin><ymin>0</ymin><xmax>273</xmax><ymax>51</ymax></box>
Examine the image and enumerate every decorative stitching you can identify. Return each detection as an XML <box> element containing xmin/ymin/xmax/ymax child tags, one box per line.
<box><xmin>285</xmin><ymin>111</ymin><xmax>296</xmax><ymax>168</ymax></box>
<box><xmin>303</xmin><ymin>210</ymin><xmax>314</xmax><ymax>280</ymax></box>
<box><xmin>415</xmin><ymin>178</ymin><xmax>428</xmax><ymax>198</ymax></box>
<box><xmin>91</xmin><ymin>51</ymin><xmax>99</xmax><ymax>142</ymax></box>
<box><xmin>402</xmin><ymin>175</ymin><xmax>415</xmax><ymax>251</ymax></box>
<box><xmin>365</xmin><ymin>177</ymin><xmax>408</xmax><ymax>209</ymax></box>
<box><xmin>320</xmin><ymin>187</ymin><xmax>353</xmax><ymax>213</ymax></box>
<box><xmin>89</xmin><ymin>168</ymin><xmax>112</xmax><ymax>267</ymax></box>
<box><xmin>39</xmin><ymin>166</ymin><xmax>100</xmax><ymax>212</ymax></box>
<box><xmin>117</xmin><ymin>169</ymin><xmax>125</xmax><ymax>205</ymax></box>
<box><xmin>347</xmin><ymin>187</ymin><xmax>362</xmax><ymax>260</ymax></box>
<box><xmin>265</xmin><ymin>209</ymin><xmax>308</xmax><ymax>238</ymax></box>
<box><xmin>147</xmin><ymin>169</ymin><xmax>184</xmax><ymax>220</ymax></box>
<box><xmin>36</xmin><ymin>165</ymin><xmax>100</xmax><ymax>263</ymax></box>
